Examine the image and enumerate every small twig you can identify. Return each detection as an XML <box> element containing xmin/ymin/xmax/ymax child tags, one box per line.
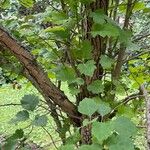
<box><xmin>42</xmin><ymin>127</ymin><xmax>59</xmax><ymax>150</ymax></box>
<box><xmin>133</xmin><ymin>33</ymin><xmax>150</xmax><ymax>42</ymax></box>
<box><xmin>110</xmin><ymin>93</ymin><xmax>144</xmax><ymax>115</ymax></box>
<box><xmin>125</xmin><ymin>50</ymin><xmax>150</xmax><ymax>62</ymax></box>
<box><xmin>0</xmin><ymin>103</ymin><xmax>21</xmax><ymax>107</ymax></box>
<box><xmin>137</xmin><ymin>125</ymin><xmax>146</xmax><ymax>128</ymax></box>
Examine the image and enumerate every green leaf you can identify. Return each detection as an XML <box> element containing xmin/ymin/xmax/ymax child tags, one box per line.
<box><xmin>3</xmin><ymin>140</ymin><xmax>17</xmax><ymax>150</ymax></box>
<box><xmin>50</xmin><ymin>11</ymin><xmax>68</xmax><ymax>25</ymax></box>
<box><xmin>108</xmin><ymin>135</ymin><xmax>134</xmax><ymax>150</ymax></box>
<box><xmin>97</xmin><ymin>101</ymin><xmax>111</xmax><ymax>117</ymax></box>
<box><xmin>74</xmin><ymin>40</ymin><xmax>92</xmax><ymax>60</ymax></box>
<box><xmin>44</xmin><ymin>26</ymin><xmax>65</xmax><ymax>32</ymax></box>
<box><xmin>21</xmin><ymin>94</ymin><xmax>39</xmax><ymax>111</ymax></box>
<box><xmin>92</xmin><ymin>121</ymin><xmax>113</xmax><ymax>142</ymax></box>
<box><xmin>78</xmin><ymin>98</ymin><xmax>99</xmax><ymax>116</ymax></box>
<box><xmin>91</xmin><ymin>23</ymin><xmax>120</xmax><ymax>38</ymax></box>
<box><xmin>133</xmin><ymin>2</ymin><xmax>145</xmax><ymax>11</ymax></box>
<box><xmin>59</xmin><ymin>144</ymin><xmax>74</xmax><ymax>150</ymax></box>
<box><xmin>11</xmin><ymin>110</ymin><xmax>29</xmax><ymax>123</ymax></box>
<box><xmin>113</xmin><ymin>116</ymin><xmax>137</xmax><ymax>137</ymax></box>
<box><xmin>66</xmin><ymin>130</ymin><xmax>81</xmax><ymax>145</ymax></box>
<box><xmin>70</xmin><ymin>78</ymin><xmax>84</xmax><ymax>85</ymax></box>
<box><xmin>90</xmin><ymin>10</ymin><xmax>106</xmax><ymax>24</ymax></box>
<box><xmin>143</xmin><ymin>8</ymin><xmax>150</xmax><ymax>13</ymax></box>
<box><xmin>113</xmin><ymin>80</ymin><xmax>126</xmax><ymax>95</ymax></box>
<box><xmin>87</xmin><ymin>80</ymin><xmax>104</xmax><ymax>94</ymax></box>
<box><xmin>100</xmin><ymin>55</ymin><xmax>114</xmax><ymax>69</ymax></box>
<box><xmin>0</xmin><ymin>0</ymin><xmax>10</xmax><ymax>9</ymax></box>
<box><xmin>55</xmin><ymin>66</ymin><xmax>76</xmax><ymax>83</ymax></box>
<box><xmin>44</xmin><ymin>26</ymin><xmax>69</xmax><ymax>39</ymax></box>
<box><xmin>11</xmin><ymin>129</ymin><xmax>24</xmax><ymax>139</ymax></box>
<box><xmin>77</xmin><ymin>60</ymin><xmax>96</xmax><ymax>77</ymax></box>
<box><xmin>79</xmin><ymin>144</ymin><xmax>102</xmax><ymax>150</ymax></box>
<box><xmin>83</xmin><ymin>117</ymin><xmax>98</xmax><ymax>126</ymax></box>
<box><xmin>69</xmin><ymin>85</ymin><xmax>80</xmax><ymax>95</ymax></box>
<box><xmin>32</xmin><ymin>115</ymin><xmax>48</xmax><ymax>126</ymax></box>
<box><xmin>4</xmin><ymin>129</ymin><xmax>24</xmax><ymax>150</ymax></box>
<box><xmin>18</xmin><ymin>0</ymin><xmax>34</xmax><ymax>8</ymax></box>
<box><xmin>118</xmin><ymin>29</ymin><xmax>132</xmax><ymax>45</ymax></box>
<box><xmin>117</xmin><ymin>106</ymin><xmax>135</xmax><ymax>118</ymax></box>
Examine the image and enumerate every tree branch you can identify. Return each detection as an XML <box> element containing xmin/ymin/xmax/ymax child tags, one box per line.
<box><xmin>0</xmin><ymin>103</ymin><xmax>21</xmax><ymax>107</ymax></box>
<box><xmin>0</xmin><ymin>26</ymin><xmax>81</xmax><ymax>125</ymax></box>
<box><xmin>133</xmin><ymin>33</ymin><xmax>150</xmax><ymax>42</ymax></box>
<box><xmin>113</xmin><ymin>0</ymin><xmax>136</xmax><ymax>80</ymax></box>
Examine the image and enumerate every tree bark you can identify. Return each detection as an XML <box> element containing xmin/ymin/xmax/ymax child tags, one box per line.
<box><xmin>80</xmin><ymin>0</ymin><xmax>109</xmax><ymax>144</ymax></box>
<box><xmin>140</xmin><ymin>85</ymin><xmax>150</xmax><ymax>150</ymax></box>
<box><xmin>0</xmin><ymin>27</ymin><xmax>81</xmax><ymax>125</ymax></box>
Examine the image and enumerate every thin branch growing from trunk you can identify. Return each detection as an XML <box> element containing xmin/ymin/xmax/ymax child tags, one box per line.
<box><xmin>113</xmin><ymin>0</ymin><xmax>136</xmax><ymax>80</ymax></box>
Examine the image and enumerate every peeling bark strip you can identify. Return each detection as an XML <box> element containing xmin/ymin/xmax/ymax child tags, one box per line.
<box><xmin>140</xmin><ymin>85</ymin><xmax>150</xmax><ymax>150</ymax></box>
<box><xmin>0</xmin><ymin>27</ymin><xmax>80</xmax><ymax>124</ymax></box>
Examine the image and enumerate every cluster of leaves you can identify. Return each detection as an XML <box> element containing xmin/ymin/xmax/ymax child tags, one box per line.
<box><xmin>10</xmin><ymin>94</ymin><xmax>48</xmax><ymax>126</ymax></box>
<box><xmin>0</xmin><ymin>94</ymin><xmax>49</xmax><ymax>149</ymax></box>
<box><xmin>60</xmin><ymin>98</ymin><xmax>137</xmax><ymax>150</ymax></box>
<box><xmin>0</xmin><ymin>0</ymin><xmax>150</xmax><ymax>149</ymax></box>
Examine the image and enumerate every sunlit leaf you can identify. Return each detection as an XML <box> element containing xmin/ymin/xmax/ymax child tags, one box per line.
<box><xmin>112</xmin><ymin>116</ymin><xmax>137</xmax><ymax>137</ymax></box>
<box><xmin>92</xmin><ymin>121</ymin><xmax>113</xmax><ymax>142</ymax></box>
<box><xmin>78</xmin><ymin>98</ymin><xmax>99</xmax><ymax>116</ymax></box>
<box><xmin>18</xmin><ymin>0</ymin><xmax>35</xmax><ymax>8</ymax></box>
<box><xmin>100</xmin><ymin>55</ymin><xmax>114</xmax><ymax>69</ymax></box>
<box><xmin>91</xmin><ymin>23</ymin><xmax>120</xmax><ymax>37</ymax></box>
<box><xmin>87</xmin><ymin>80</ymin><xmax>104</xmax><ymax>94</ymax></box>
<box><xmin>97</xmin><ymin>101</ymin><xmax>111</xmax><ymax>117</ymax></box>
<box><xmin>77</xmin><ymin>60</ymin><xmax>96</xmax><ymax>77</ymax></box>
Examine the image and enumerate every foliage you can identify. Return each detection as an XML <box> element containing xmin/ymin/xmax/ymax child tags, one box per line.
<box><xmin>0</xmin><ymin>0</ymin><xmax>150</xmax><ymax>149</ymax></box>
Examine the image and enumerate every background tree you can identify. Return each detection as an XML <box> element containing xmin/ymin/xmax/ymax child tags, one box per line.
<box><xmin>0</xmin><ymin>0</ymin><xmax>150</xmax><ymax>149</ymax></box>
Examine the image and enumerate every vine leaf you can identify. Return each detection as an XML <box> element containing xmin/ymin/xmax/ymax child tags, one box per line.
<box><xmin>87</xmin><ymin>80</ymin><xmax>104</xmax><ymax>94</ymax></box>
<box><xmin>112</xmin><ymin>116</ymin><xmax>137</xmax><ymax>137</ymax></box>
<box><xmin>10</xmin><ymin>110</ymin><xmax>29</xmax><ymax>123</ymax></box>
<box><xmin>92</xmin><ymin>121</ymin><xmax>113</xmax><ymax>142</ymax></box>
<box><xmin>18</xmin><ymin>0</ymin><xmax>34</xmax><ymax>8</ymax></box>
<box><xmin>108</xmin><ymin>135</ymin><xmax>135</xmax><ymax>150</ymax></box>
<box><xmin>97</xmin><ymin>101</ymin><xmax>111</xmax><ymax>117</ymax></box>
<box><xmin>100</xmin><ymin>55</ymin><xmax>114</xmax><ymax>69</ymax></box>
<box><xmin>79</xmin><ymin>144</ymin><xmax>102</xmax><ymax>150</ymax></box>
<box><xmin>32</xmin><ymin>115</ymin><xmax>48</xmax><ymax>127</ymax></box>
<box><xmin>77</xmin><ymin>60</ymin><xmax>96</xmax><ymax>77</ymax></box>
<box><xmin>20</xmin><ymin>94</ymin><xmax>39</xmax><ymax>111</ymax></box>
<box><xmin>78</xmin><ymin>98</ymin><xmax>99</xmax><ymax>116</ymax></box>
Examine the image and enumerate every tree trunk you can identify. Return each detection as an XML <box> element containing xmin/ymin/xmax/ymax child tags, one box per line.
<box><xmin>80</xmin><ymin>0</ymin><xmax>109</xmax><ymax>144</ymax></box>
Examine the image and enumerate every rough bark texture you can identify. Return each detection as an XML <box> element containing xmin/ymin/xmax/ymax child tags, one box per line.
<box><xmin>0</xmin><ymin>27</ymin><xmax>81</xmax><ymax>125</ymax></box>
<box><xmin>140</xmin><ymin>85</ymin><xmax>150</xmax><ymax>150</ymax></box>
